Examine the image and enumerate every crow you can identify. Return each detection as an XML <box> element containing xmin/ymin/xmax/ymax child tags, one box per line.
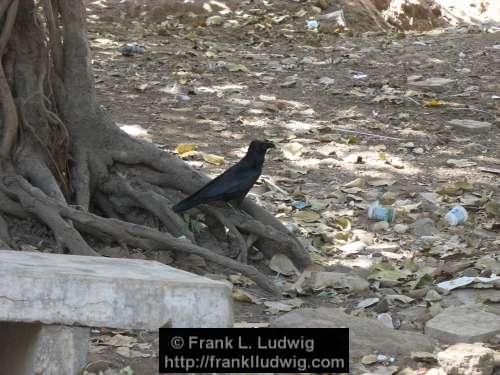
<box><xmin>173</xmin><ymin>140</ymin><xmax>275</xmax><ymax>213</ymax></box>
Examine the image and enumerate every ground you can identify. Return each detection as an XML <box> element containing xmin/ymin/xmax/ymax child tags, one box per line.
<box><xmin>78</xmin><ymin>1</ymin><xmax>500</xmax><ymax>374</ymax></box>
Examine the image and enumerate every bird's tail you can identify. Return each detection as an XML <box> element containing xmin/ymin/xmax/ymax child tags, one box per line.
<box><xmin>172</xmin><ymin>198</ymin><xmax>202</xmax><ymax>213</ymax></box>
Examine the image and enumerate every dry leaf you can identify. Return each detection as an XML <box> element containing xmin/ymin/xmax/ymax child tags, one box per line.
<box><xmin>232</xmin><ymin>289</ymin><xmax>261</xmax><ymax>304</ymax></box>
<box><xmin>282</xmin><ymin>142</ymin><xmax>304</xmax><ymax>160</ymax></box>
<box><xmin>423</xmin><ymin>98</ymin><xmax>443</xmax><ymax>107</ymax></box>
<box><xmin>176</xmin><ymin>143</ymin><xmax>196</xmax><ymax>155</ymax></box>
<box><xmin>294</xmin><ymin>210</ymin><xmax>321</xmax><ymax>223</ymax></box>
<box><xmin>203</xmin><ymin>153</ymin><xmax>225</xmax><ymax>165</ymax></box>
<box><xmin>269</xmin><ymin>254</ymin><xmax>299</xmax><ymax>276</ymax></box>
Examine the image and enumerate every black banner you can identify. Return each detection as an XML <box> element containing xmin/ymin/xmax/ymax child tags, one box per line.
<box><xmin>159</xmin><ymin>328</ymin><xmax>349</xmax><ymax>373</ymax></box>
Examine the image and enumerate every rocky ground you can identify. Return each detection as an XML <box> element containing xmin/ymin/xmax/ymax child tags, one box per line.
<box><xmin>81</xmin><ymin>0</ymin><xmax>500</xmax><ymax>374</ymax></box>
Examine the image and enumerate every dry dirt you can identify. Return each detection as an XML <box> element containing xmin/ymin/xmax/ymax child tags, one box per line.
<box><xmin>82</xmin><ymin>0</ymin><xmax>500</xmax><ymax>374</ymax></box>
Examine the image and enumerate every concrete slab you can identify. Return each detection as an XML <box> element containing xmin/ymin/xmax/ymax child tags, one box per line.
<box><xmin>0</xmin><ymin>322</ymin><xmax>89</xmax><ymax>375</ymax></box>
<box><xmin>0</xmin><ymin>250</ymin><xmax>233</xmax><ymax>329</ymax></box>
<box><xmin>425</xmin><ymin>305</ymin><xmax>500</xmax><ymax>344</ymax></box>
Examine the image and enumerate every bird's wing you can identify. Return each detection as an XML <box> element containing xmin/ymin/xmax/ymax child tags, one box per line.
<box><xmin>191</xmin><ymin>163</ymin><xmax>260</xmax><ymax>200</ymax></box>
<box><xmin>173</xmin><ymin>163</ymin><xmax>260</xmax><ymax>212</ymax></box>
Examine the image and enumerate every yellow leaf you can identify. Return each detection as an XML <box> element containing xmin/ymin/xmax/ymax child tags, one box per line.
<box><xmin>293</xmin><ymin>210</ymin><xmax>321</xmax><ymax>223</ymax></box>
<box><xmin>203</xmin><ymin>153</ymin><xmax>225</xmax><ymax>165</ymax></box>
<box><xmin>347</xmin><ymin>135</ymin><xmax>360</xmax><ymax>144</ymax></box>
<box><xmin>228</xmin><ymin>63</ymin><xmax>249</xmax><ymax>73</ymax></box>
<box><xmin>423</xmin><ymin>98</ymin><xmax>442</xmax><ymax>108</ymax></box>
<box><xmin>176</xmin><ymin>143</ymin><xmax>196</xmax><ymax>155</ymax></box>
<box><xmin>335</xmin><ymin>217</ymin><xmax>351</xmax><ymax>230</ymax></box>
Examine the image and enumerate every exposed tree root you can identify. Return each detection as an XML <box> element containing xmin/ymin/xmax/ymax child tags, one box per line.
<box><xmin>0</xmin><ymin>212</ymin><xmax>13</xmax><ymax>249</ymax></box>
<box><xmin>0</xmin><ymin>176</ymin><xmax>279</xmax><ymax>294</ymax></box>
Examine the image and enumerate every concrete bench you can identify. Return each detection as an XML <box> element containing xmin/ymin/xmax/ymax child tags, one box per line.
<box><xmin>0</xmin><ymin>250</ymin><xmax>232</xmax><ymax>375</ymax></box>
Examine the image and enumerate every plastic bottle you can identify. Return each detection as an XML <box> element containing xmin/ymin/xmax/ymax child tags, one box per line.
<box><xmin>368</xmin><ymin>201</ymin><xmax>396</xmax><ymax>223</ymax></box>
<box><xmin>445</xmin><ymin>206</ymin><xmax>468</xmax><ymax>226</ymax></box>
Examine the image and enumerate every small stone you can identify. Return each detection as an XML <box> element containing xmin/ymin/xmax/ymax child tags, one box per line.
<box><xmin>377</xmin><ymin>313</ymin><xmax>394</xmax><ymax>328</ymax></box>
<box><xmin>448</xmin><ymin>119</ymin><xmax>492</xmax><ymax>133</ymax></box>
<box><xmin>280</xmin><ymin>78</ymin><xmax>298</xmax><ymax>88</ymax></box>
<box><xmin>408</xmin><ymin>77</ymin><xmax>454</xmax><ymax>91</ymax></box>
<box><xmin>411</xmin><ymin>351</ymin><xmax>437</xmax><ymax>363</ymax></box>
<box><xmin>362</xmin><ymin>354</ymin><xmax>378</xmax><ymax>365</ymax></box>
<box><xmin>372</xmin><ymin>221</ymin><xmax>390</xmax><ymax>232</ymax></box>
<box><xmin>437</xmin><ymin>343</ymin><xmax>496</xmax><ymax>375</ymax></box>
<box><xmin>394</xmin><ymin>224</ymin><xmax>409</xmax><ymax>234</ymax></box>
<box><xmin>424</xmin><ymin>289</ymin><xmax>442</xmax><ymax>302</ymax></box>
<box><xmin>410</xmin><ymin>218</ymin><xmax>438</xmax><ymax>237</ymax></box>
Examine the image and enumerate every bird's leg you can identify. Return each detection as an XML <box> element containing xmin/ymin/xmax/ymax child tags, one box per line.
<box><xmin>228</xmin><ymin>199</ymin><xmax>252</xmax><ymax>219</ymax></box>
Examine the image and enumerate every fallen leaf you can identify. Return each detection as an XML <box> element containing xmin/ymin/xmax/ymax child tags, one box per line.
<box><xmin>232</xmin><ymin>289</ymin><xmax>261</xmax><ymax>304</ymax></box>
<box><xmin>423</xmin><ymin>98</ymin><xmax>443</xmax><ymax>107</ymax></box>
<box><xmin>203</xmin><ymin>153</ymin><xmax>225</xmax><ymax>165</ymax></box>
<box><xmin>294</xmin><ymin>210</ymin><xmax>321</xmax><ymax>223</ymax></box>
<box><xmin>282</xmin><ymin>142</ymin><xmax>304</xmax><ymax>160</ymax></box>
<box><xmin>269</xmin><ymin>254</ymin><xmax>299</xmax><ymax>276</ymax></box>
<box><xmin>176</xmin><ymin>143</ymin><xmax>196</xmax><ymax>155</ymax></box>
<box><xmin>98</xmin><ymin>334</ymin><xmax>137</xmax><ymax>347</ymax></box>
<box><xmin>446</xmin><ymin>159</ymin><xmax>477</xmax><ymax>168</ymax></box>
<box><xmin>229</xmin><ymin>274</ymin><xmax>256</xmax><ymax>287</ymax></box>
<box><xmin>227</xmin><ymin>63</ymin><xmax>249</xmax><ymax>72</ymax></box>
<box><xmin>116</xmin><ymin>347</ymin><xmax>151</xmax><ymax>358</ymax></box>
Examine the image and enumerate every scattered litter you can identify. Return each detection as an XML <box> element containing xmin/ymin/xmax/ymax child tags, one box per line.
<box><xmin>479</xmin><ymin>167</ymin><xmax>500</xmax><ymax>174</ymax></box>
<box><xmin>444</xmin><ymin>206</ymin><xmax>468</xmax><ymax>226</ymax></box>
<box><xmin>206</xmin><ymin>15</ymin><xmax>224</xmax><ymax>26</ymax></box>
<box><xmin>352</xmin><ymin>73</ymin><xmax>368</xmax><ymax>80</ymax></box>
<box><xmin>118</xmin><ymin>43</ymin><xmax>145</xmax><ymax>56</ymax></box>
<box><xmin>307</xmin><ymin>20</ymin><xmax>319</xmax><ymax>30</ymax></box>
<box><xmin>446</xmin><ymin>159</ymin><xmax>477</xmax><ymax>168</ymax></box>
<box><xmin>437</xmin><ymin>274</ymin><xmax>500</xmax><ymax>291</ymax></box>
<box><xmin>368</xmin><ymin>201</ymin><xmax>396</xmax><ymax>223</ymax></box>
<box><xmin>356</xmin><ymin>297</ymin><xmax>380</xmax><ymax>309</ymax></box>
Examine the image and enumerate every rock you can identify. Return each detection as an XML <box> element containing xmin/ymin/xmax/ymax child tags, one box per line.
<box><xmin>377</xmin><ymin>312</ymin><xmax>394</xmax><ymax>328</ymax></box>
<box><xmin>437</xmin><ymin>343</ymin><xmax>497</xmax><ymax>375</ymax></box>
<box><xmin>411</xmin><ymin>218</ymin><xmax>438</xmax><ymax>237</ymax></box>
<box><xmin>411</xmin><ymin>351</ymin><xmax>437</xmax><ymax>363</ymax></box>
<box><xmin>408</xmin><ymin>77</ymin><xmax>454</xmax><ymax>91</ymax></box>
<box><xmin>271</xmin><ymin>308</ymin><xmax>436</xmax><ymax>360</ymax></box>
<box><xmin>425</xmin><ymin>305</ymin><xmax>500</xmax><ymax>343</ymax></box>
<box><xmin>448</xmin><ymin>119</ymin><xmax>492</xmax><ymax>133</ymax></box>
<box><xmin>424</xmin><ymin>289</ymin><xmax>442</xmax><ymax>302</ymax></box>
<box><xmin>394</xmin><ymin>224</ymin><xmax>409</xmax><ymax>233</ymax></box>
<box><xmin>280</xmin><ymin>77</ymin><xmax>298</xmax><ymax>88</ymax></box>
<box><xmin>396</xmin><ymin>305</ymin><xmax>432</xmax><ymax>331</ymax></box>
<box><xmin>373</xmin><ymin>221</ymin><xmax>390</xmax><ymax>232</ymax></box>
<box><xmin>339</xmin><ymin>240</ymin><xmax>366</xmax><ymax>254</ymax></box>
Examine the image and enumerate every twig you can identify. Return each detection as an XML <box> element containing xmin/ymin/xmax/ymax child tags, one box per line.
<box><xmin>261</xmin><ymin>176</ymin><xmax>289</xmax><ymax>196</ymax></box>
<box><xmin>447</xmin><ymin>107</ymin><xmax>496</xmax><ymax>118</ymax></box>
<box><xmin>405</xmin><ymin>96</ymin><xmax>421</xmax><ymax>106</ymax></box>
<box><xmin>329</xmin><ymin>127</ymin><xmax>407</xmax><ymax>141</ymax></box>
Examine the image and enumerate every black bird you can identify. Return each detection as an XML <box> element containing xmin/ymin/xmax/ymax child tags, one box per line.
<box><xmin>173</xmin><ymin>140</ymin><xmax>275</xmax><ymax>213</ymax></box>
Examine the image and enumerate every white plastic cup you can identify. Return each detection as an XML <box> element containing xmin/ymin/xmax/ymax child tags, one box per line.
<box><xmin>445</xmin><ymin>206</ymin><xmax>468</xmax><ymax>226</ymax></box>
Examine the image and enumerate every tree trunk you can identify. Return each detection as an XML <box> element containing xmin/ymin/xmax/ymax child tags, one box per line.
<box><xmin>0</xmin><ymin>0</ymin><xmax>310</xmax><ymax>294</ymax></box>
